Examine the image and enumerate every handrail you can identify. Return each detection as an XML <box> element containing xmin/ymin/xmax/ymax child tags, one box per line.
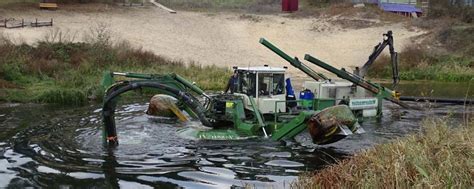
<box><xmin>248</xmin><ymin>97</ymin><xmax>267</xmax><ymax>137</ymax></box>
<box><xmin>273</xmin><ymin>99</ymin><xmax>309</xmax><ymax>125</ymax></box>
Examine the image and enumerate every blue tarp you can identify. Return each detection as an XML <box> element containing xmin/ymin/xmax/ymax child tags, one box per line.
<box><xmin>379</xmin><ymin>3</ymin><xmax>422</xmax><ymax>13</ymax></box>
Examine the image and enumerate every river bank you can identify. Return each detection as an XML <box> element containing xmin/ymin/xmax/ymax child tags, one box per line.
<box><xmin>1</xmin><ymin>37</ymin><xmax>472</xmax><ymax>105</ymax></box>
<box><xmin>293</xmin><ymin>117</ymin><xmax>473</xmax><ymax>188</ymax></box>
<box><xmin>0</xmin><ymin>34</ymin><xmax>230</xmax><ymax>105</ymax></box>
<box><xmin>367</xmin><ymin>10</ymin><xmax>473</xmax><ymax>82</ymax></box>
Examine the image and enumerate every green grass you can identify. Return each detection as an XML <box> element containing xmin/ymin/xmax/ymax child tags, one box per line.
<box><xmin>0</xmin><ymin>0</ymin><xmax>35</xmax><ymax>5</ymax></box>
<box><xmin>369</xmin><ymin>52</ymin><xmax>474</xmax><ymax>82</ymax></box>
<box><xmin>293</xmin><ymin>117</ymin><xmax>474</xmax><ymax>188</ymax></box>
<box><xmin>368</xmin><ymin>23</ymin><xmax>474</xmax><ymax>82</ymax></box>
<box><xmin>0</xmin><ymin>33</ymin><xmax>230</xmax><ymax>105</ymax></box>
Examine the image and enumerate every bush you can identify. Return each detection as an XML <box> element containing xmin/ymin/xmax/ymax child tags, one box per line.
<box><xmin>0</xmin><ymin>30</ymin><xmax>229</xmax><ymax>105</ymax></box>
<box><xmin>36</xmin><ymin>88</ymin><xmax>87</xmax><ymax>105</ymax></box>
<box><xmin>293</xmin><ymin>118</ymin><xmax>474</xmax><ymax>188</ymax></box>
<box><xmin>368</xmin><ymin>45</ymin><xmax>474</xmax><ymax>82</ymax></box>
<box><xmin>367</xmin><ymin>22</ymin><xmax>474</xmax><ymax>82</ymax></box>
<box><xmin>429</xmin><ymin>0</ymin><xmax>474</xmax><ymax>23</ymax></box>
<box><xmin>437</xmin><ymin>26</ymin><xmax>474</xmax><ymax>55</ymax></box>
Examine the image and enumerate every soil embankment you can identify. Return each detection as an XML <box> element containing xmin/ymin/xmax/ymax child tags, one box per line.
<box><xmin>0</xmin><ymin>5</ymin><xmax>423</xmax><ymax>79</ymax></box>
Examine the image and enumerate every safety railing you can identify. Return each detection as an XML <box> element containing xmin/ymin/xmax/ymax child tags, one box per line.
<box><xmin>272</xmin><ymin>99</ymin><xmax>312</xmax><ymax>125</ymax></box>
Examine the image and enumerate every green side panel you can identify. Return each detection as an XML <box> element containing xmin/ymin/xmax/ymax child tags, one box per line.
<box><xmin>300</xmin><ymin>100</ymin><xmax>313</xmax><ymax>109</ymax></box>
<box><xmin>283</xmin><ymin>122</ymin><xmax>308</xmax><ymax>139</ymax></box>
<box><xmin>236</xmin><ymin>122</ymin><xmax>259</xmax><ymax>136</ymax></box>
<box><xmin>313</xmin><ymin>98</ymin><xmax>336</xmax><ymax>111</ymax></box>
<box><xmin>225</xmin><ymin>100</ymin><xmax>243</xmax><ymax>120</ymax></box>
<box><xmin>227</xmin><ymin>100</ymin><xmax>260</xmax><ymax>136</ymax></box>
<box><xmin>271</xmin><ymin>111</ymin><xmax>314</xmax><ymax>141</ymax></box>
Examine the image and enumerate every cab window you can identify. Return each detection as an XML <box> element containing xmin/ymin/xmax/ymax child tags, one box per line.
<box><xmin>238</xmin><ymin>72</ymin><xmax>256</xmax><ymax>97</ymax></box>
<box><xmin>273</xmin><ymin>74</ymin><xmax>284</xmax><ymax>95</ymax></box>
<box><xmin>258</xmin><ymin>73</ymin><xmax>272</xmax><ymax>96</ymax></box>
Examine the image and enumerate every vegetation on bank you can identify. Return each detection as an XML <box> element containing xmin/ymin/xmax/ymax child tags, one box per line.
<box><xmin>368</xmin><ymin>1</ymin><xmax>474</xmax><ymax>82</ymax></box>
<box><xmin>293</xmin><ymin>118</ymin><xmax>473</xmax><ymax>188</ymax></box>
<box><xmin>368</xmin><ymin>43</ymin><xmax>474</xmax><ymax>82</ymax></box>
<box><xmin>0</xmin><ymin>29</ymin><xmax>230</xmax><ymax>105</ymax></box>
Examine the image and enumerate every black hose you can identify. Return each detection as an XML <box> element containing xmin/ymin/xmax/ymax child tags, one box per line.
<box><xmin>102</xmin><ymin>81</ymin><xmax>212</xmax><ymax>146</ymax></box>
<box><xmin>399</xmin><ymin>96</ymin><xmax>474</xmax><ymax>105</ymax></box>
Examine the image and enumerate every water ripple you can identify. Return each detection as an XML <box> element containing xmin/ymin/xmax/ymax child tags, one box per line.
<box><xmin>0</xmin><ymin>101</ymin><xmax>468</xmax><ymax>188</ymax></box>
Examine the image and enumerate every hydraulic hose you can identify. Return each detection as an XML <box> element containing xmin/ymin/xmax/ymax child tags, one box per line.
<box><xmin>102</xmin><ymin>81</ymin><xmax>212</xmax><ymax>146</ymax></box>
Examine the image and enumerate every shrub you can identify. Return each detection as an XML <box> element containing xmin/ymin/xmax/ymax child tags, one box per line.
<box><xmin>428</xmin><ymin>0</ymin><xmax>474</xmax><ymax>23</ymax></box>
<box><xmin>293</xmin><ymin>118</ymin><xmax>474</xmax><ymax>188</ymax></box>
<box><xmin>0</xmin><ymin>39</ymin><xmax>229</xmax><ymax>105</ymax></box>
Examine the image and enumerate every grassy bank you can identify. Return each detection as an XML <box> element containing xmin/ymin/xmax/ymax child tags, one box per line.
<box><xmin>0</xmin><ymin>31</ymin><xmax>230</xmax><ymax>105</ymax></box>
<box><xmin>368</xmin><ymin>44</ymin><xmax>474</xmax><ymax>82</ymax></box>
<box><xmin>368</xmin><ymin>4</ymin><xmax>474</xmax><ymax>82</ymax></box>
<box><xmin>293</xmin><ymin>118</ymin><xmax>473</xmax><ymax>188</ymax></box>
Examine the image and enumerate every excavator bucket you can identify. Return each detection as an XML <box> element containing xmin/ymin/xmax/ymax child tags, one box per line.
<box><xmin>307</xmin><ymin>105</ymin><xmax>361</xmax><ymax>144</ymax></box>
<box><xmin>270</xmin><ymin>105</ymin><xmax>361</xmax><ymax>145</ymax></box>
<box><xmin>146</xmin><ymin>94</ymin><xmax>188</xmax><ymax>122</ymax></box>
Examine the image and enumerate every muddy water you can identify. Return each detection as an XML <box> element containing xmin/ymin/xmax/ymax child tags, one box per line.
<box><xmin>382</xmin><ymin>81</ymin><xmax>473</xmax><ymax>99</ymax></box>
<box><xmin>0</xmin><ymin>95</ymin><xmax>471</xmax><ymax>188</ymax></box>
<box><xmin>0</xmin><ymin>103</ymin><xmax>344</xmax><ymax>188</ymax></box>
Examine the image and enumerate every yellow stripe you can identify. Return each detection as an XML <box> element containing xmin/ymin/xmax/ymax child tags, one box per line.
<box><xmin>324</xmin><ymin>125</ymin><xmax>338</xmax><ymax>137</ymax></box>
<box><xmin>169</xmin><ymin>103</ymin><xmax>188</xmax><ymax>122</ymax></box>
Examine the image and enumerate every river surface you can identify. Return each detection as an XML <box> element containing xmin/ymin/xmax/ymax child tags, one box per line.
<box><xmin>0</xmin><ymin>81</ymin><xmax>472</xmax><ymax>188</ymax></box>
<box><xmin>382</xmin><ymin>80</ymin><xmax>473</xmax><ymax>99</ymax></box>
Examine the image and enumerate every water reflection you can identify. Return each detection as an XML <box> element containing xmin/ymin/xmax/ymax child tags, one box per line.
<box><xmin>381</xmin><ymin>81</ymin><xmax>473</xmax><ymax>99</ymax></box>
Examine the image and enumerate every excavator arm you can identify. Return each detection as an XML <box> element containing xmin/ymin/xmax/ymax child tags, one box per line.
<box><xmin>100</xmin><ymin>72</ymin><xmax>214</xmax><ymax>146</ymax></box>
<box><xmin>355</xmin><ymin>30</ymin><xmax>399</xmax><ymax>87</ymax></box>
<box><xmin>304</xmin><ymin>54</ymin><xmax>417</xmax><ymax>111</ymax></box>
<box><xmin>259</xmin><ymin>38</ymin><xmax>329</xmax><ymax>81</ymax></box>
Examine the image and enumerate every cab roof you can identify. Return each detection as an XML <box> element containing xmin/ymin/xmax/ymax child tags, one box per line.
<box><xmin>235</xmin><ymin>66</ymin><xmax>286</xmax><ymax>73</ymax></box>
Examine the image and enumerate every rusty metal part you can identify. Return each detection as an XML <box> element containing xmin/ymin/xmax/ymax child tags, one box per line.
<box><xmin>307</xmin><ymin>105</ymin><xmax>357</xmax><ymax>144</ymax></box>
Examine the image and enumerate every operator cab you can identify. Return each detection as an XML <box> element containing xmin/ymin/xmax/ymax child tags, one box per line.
<box><xmin>233</xmin><ymin>66</ymin><xmax>287</xmax><ymax>114</ymax></box>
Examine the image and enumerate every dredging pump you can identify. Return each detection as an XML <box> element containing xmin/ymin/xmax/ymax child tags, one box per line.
<box><xmin>100</xmin><ymin>68</ymin><xmax>363</xmax><ymax>146</ymax></box>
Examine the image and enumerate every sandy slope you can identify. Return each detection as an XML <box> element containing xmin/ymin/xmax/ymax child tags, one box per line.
<box><xmin>0</xmin><ymin>6</ymin><xmax>424</xmax><ymax>79</ymax></box>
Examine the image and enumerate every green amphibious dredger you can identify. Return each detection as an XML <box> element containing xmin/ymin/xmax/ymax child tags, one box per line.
<box><xmin>101</xmin><ymin>33</ymin><xmax>409</xmax><ymax>146</ymax></box>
